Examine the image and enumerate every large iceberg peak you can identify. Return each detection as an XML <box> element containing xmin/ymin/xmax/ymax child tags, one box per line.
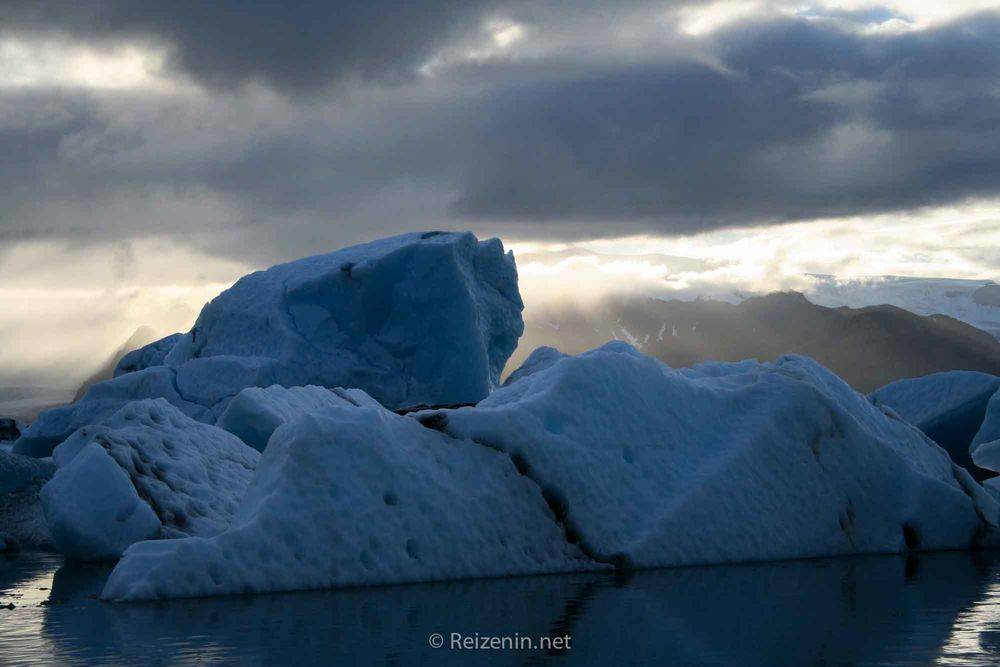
<box><xmin>15</xmin><ymin>231</ymin><xmax>524</xmax><ymax>457</ymax></box>
<box><xmin>155</xmin><ymin>230</ymin><xmax>523</xmax><ymax>408</ymax></box>
<box><xmin>165</xmin><ymin>231</ymin><xmax>523</xmax><ymax>412</ymax></box>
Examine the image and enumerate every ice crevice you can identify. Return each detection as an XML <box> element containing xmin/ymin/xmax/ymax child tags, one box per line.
<box><xmin>416</xmin><ymin>412</ymin><xmax>628</xmax><ymax>570</ymax></box>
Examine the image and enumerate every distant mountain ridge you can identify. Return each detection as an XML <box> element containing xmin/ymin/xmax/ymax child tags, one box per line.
<box><xmin>515</xmin><ymin>292</ymin><xmax>1000</xmax><ymax>393</ymax></box>
<box><xmin>807</xmin><ymin>276</ymin><xmax>1000</xmax><ymax>340</ymax></box>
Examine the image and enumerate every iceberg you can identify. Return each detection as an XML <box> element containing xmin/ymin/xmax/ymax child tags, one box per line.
<box><xmin>41</xmin><ymin>442</ymin><xmax>161</xmax><ymax>561</ymax></box>
<box><xmin>971</xmin><ymin>392</ymin><xmax>1000</xmax><ymax>477</ymax></box>
<box><xmin>870</xmin><ymin>371</ymin><xmax>1000</xmax><ymax>479</ymax></box>
<box><xmin>423</xmin><ymin>344</ymin><xmax>1000</xmax><ymax>569</ymax></box>
<box><xmin>870</xmin><ymin>372</ymin><xmax>1000</xmax><ymax>430</ymax></box>
<box><xmin>102</xmin><ymin>345</ymin><xmax>998</xmax><ymax>600</ymax></box>
<box><xmin>15</xmin><ymin>231</ymin><xmax>523</xmax><ymax>457</ymax></box>
<box><xmin>215</xmin><ymin>385</ymin><xmax>380</xmax><ymax>452</ymax></box>
<box><xmin>102</xmin><ymin>398</ymin><xmax>594</xmax><ymax>600</ymax></box>
<box><xmin>42</xmin><ymin>399</ymin><xmax>259</xmax><ymax>560</ymax></box>
<box><xmin>0</xmin><ymin>418</ymin><xmax>21</xmax><ymax>443</ymax></box>
<box><xmin>161</xmin><ymin>231</ymin><xmax>521</xmax><ymax>409</ymax></box>
<box><xmin>0</xmin><ymin>450</ymin><xmax>54</xmax><ymax>550</ymax></box>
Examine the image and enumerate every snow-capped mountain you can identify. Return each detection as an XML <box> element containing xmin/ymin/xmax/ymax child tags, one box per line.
<box><xmin>806</xmin><ymin>276</ymin><xmax>1000</xmax><ymax>340</ymax></box>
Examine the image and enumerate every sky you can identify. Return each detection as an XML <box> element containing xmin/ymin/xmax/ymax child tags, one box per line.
<box><xmin>1</xmin><ymin>0</ymin><xmax>1000</xmax><ymax>387</ymax></box>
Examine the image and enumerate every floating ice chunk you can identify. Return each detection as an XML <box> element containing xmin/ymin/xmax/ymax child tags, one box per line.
<box><xmin>102</xmin><ymin>403</ymin><xmax>593</xmax><ymax>600</ymax></box>
<box><xmin>971</xmin><ymin>392</ymin><xmax>1000</xmax><ymax>473</ymax></box>
<box><xmin>41</xmin><ymin>442</ymin><xmax>160</xmax><ymax>561</ymax></box>
<box><xmin>870</xmin><ymin>371</ymin><xmax>1000</xmax><ymax>478</ymax></box>
<box><xmin>0</xmin><ymin>450</ymin><xmax>55</xmax><ymax>550</ymax></box>
<box><xmin>103</xmin><ymin>346</ymin><xmax>1000</xmax><ymax>601</ymax></box>
<box><xmin>870</xmin><ymin>372</ymin><xmax>1000</xmax><ymax>431</ymax></box>
<box><xmin>0</xmin><ymin>450</ymin><xmax>53</xmax><ymax>496</ymax></box>
<box><xmin>0</xmin><ymin>418</ymin><xmax>20</xmax><ymax>443</ymax></box>
<box><xmin>44</xmin><ymin>399</ymin><xmax>259</xmax><ymax>559</ymax></box>
<box><xmin>426</xmin><ymin>344</ymin><xmax>999</xmax><ymax>569</ymax></box>
<box><xmin>216</xmin><ymin>385</ymin><xmax>379</xmax><ymax>452</ymax></box>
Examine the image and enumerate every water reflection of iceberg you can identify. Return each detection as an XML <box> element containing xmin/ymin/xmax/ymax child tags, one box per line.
<box><xmin>5</xmin><ymin>551</ymin><xmax>997</xmax><ymax>665</ymax></box>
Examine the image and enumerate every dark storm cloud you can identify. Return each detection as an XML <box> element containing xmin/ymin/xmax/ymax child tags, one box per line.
<box><xmin>0</xmin><ymin>0</ymin><xmax>495</xmax><ymax>93</ymax></box>
<box><xmin>0</xmin><ymin>92</ymin><xmax>105</xmax><ymax>218</ymax></box>
<box><xmin>451</xmin><ymin>12</ymin><xmax>1000</xmax><ymax>234</ymax></box>
<box><xmin>1</xmin><ymin>3</ymin><xmax>1000</xmax><ymax>249</ymax></box>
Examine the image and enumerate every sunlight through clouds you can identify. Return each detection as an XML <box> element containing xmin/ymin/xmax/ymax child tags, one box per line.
<box><xmin>516</xmin><ymin>198</ymin><xmax>1000</xmax><ymax>309</ymax></box>
<box><xmin>0</xmin><ymin>37</ymin><xmax>174</xmax><ymax>91</ymax></box>
<box><xmin>0</xmin><ymin>238</ymin><xmax>250</xmax><ymax>387</ymax></box>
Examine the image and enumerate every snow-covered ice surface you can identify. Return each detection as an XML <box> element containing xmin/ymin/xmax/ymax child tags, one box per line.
<box><xmin>870</xmin><ymin>372</ymin><xmax>1000</xmax><ymax>478</ymax></box>
<box><xmin>423</xmin><ymin>343</ymin><xmax>1000</xmax><ymax>570</ymax></box>
<box><xmin>41</xmin><ymin>442</ymin><xmax>160</xmax><ymax>561</ymax></box>
<box><xmin>0</xmin><ymin>450</ymin><xmax>54</xmax><ymax>550</ymax></box>
<box><xmin>102</xmin><ymin>398</ymin><xmax>594</xmax><ymax>600</ymax></box>
<box><xmin>806</xmin><ymin>276</ymin><xmax>1000</xmax><ymax>339</ymax></box>
<box><xmin>14</xmin><ymin>231</ymin><xmax>523</xmax><ymax>458</ymax></box>
<box><xmin>216</xmin><ymin>385</ymin><xmax>380</xmax><ymax>452</ymax></box>
<box><xmin>42</xmin><ymin>399</ymin><xmax>259</xmax><ymax>560</ymax></box>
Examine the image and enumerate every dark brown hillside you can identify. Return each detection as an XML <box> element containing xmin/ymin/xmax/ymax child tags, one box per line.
<box><xmin>514</xmin><ymin>292</ymin><xmax>1000</xmax><ymax>393</ymax></box>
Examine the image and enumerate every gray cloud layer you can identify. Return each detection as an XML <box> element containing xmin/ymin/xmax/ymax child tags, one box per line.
<box><xmin>0</xmin><ymin>1</ymin><xmax>494</xmax><ymax>93</ymax></box>
<box><xmin>454</xmin><ymin>14</ymin><xmax>1000</xmax><ymax>232</ymax></box>
<box><xmin>1</xmin><ymin>2</ymin><xmax>1000</xmax><ymax>259</ymax></box>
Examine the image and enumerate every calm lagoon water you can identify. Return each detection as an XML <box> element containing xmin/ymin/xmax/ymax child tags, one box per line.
<box><xmin>3</xmin><ymin>550</ymin><xmax>1000</xmax><ymax>665</ymax></box>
